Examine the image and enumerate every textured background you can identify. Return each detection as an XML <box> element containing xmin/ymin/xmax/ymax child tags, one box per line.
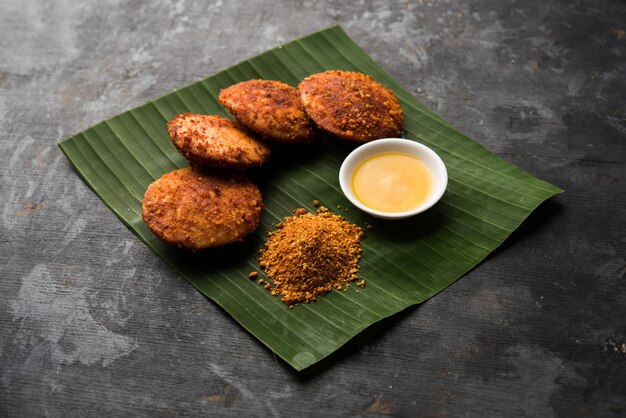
<box><xmin>1</xmin><ymin>0</ymin><xmax>625</xmax><ymax>416</ymax></box>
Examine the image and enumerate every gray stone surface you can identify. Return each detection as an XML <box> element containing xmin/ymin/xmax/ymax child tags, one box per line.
<box><xmin>1</xmin><ymin>0</ymin><xmax>625</xmax><ymax>416</ymax></box>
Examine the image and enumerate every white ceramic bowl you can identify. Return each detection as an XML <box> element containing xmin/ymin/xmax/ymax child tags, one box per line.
<box><xmin>339</xmin><ymin>138</ymin><xmax>448</xmax><ymax>220</ymax></box>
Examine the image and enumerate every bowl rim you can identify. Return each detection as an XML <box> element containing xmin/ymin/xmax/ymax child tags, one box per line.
<box><xmin>338</xmin><ymin>138</ymin><xmax>448</xmax><ymax>220</ymax></box>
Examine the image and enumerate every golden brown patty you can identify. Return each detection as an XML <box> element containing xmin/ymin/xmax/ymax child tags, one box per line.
<box><xmin>167</xmin><ymin>113</ymin><xmax>270</xmax><ymax>169</ymax></box>
<box><xmin>298</xmin><ymin>70</ymin><xmax>404</xmax><ymax>143</ymax></box>
<box><xmin>142</xmin><ymin>166</ymin><xmax>263</xmax><ymax>251</ymax></box>
<box><xmin>218</xmin><ymin>80</ymin><xmax>316</xmax><ymax>143</ymax></box>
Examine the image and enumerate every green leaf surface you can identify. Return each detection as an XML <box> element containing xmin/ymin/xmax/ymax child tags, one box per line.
<box><xmin>59</xmin><ymin>25</ymin><xmax>563</xmax><ymax>371</ymax></box>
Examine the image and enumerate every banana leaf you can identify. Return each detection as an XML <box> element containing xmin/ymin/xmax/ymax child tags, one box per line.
<box><xmin>58</xmin><ymin>25</ymin><xmax>563</xmax><ymax>371</ymax></box>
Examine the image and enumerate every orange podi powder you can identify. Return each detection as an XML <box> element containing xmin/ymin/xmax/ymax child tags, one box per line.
<box><xmin>258</xmin><ymin>206</ymin><xmax>365</xmax><ymax>307</ymax></box>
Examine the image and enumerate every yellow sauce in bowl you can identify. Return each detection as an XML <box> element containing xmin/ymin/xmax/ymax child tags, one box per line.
<box><xmin>352</xmin><ymin>153</ymin><xmax>434</xmax><ymax>213</ymax></box>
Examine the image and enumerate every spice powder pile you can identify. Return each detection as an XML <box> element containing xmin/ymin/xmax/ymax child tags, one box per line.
<box><xmin>259</xmin><ymin>207</ymin><xmax>364</xmax><ymax>306</ymax></box>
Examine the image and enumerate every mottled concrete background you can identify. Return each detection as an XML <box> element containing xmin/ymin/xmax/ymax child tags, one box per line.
<box><xmin>1</xmin><ymin>0</ymin><xmax>625</xmax><ymax>416</ymax></box>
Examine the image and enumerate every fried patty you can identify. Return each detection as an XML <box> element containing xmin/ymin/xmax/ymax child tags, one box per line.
<box><xmin>298</xmin><ymin>70</ymin><xmax>404</xmax><ymax>143</ymax></box>
<box><xmin>168</xmin><ymin>113</ymin><xmax>270</xmax><ymax>169</ymax></box>
<box><xmin>142</xmin><ymin>166</ymin><xmax>263</xmax><ymax>251</ymax></box>
<box><xmin>218</xmin><ymin>80</ymin><xmax>316</xmax><ymax>143</ymax></box>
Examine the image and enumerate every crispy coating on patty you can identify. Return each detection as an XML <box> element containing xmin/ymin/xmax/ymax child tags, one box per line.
<box><xmin>142</xmin><ymin>166</ymin><xmax>263</xmax><ymax>251</ymax></box>
<box><xmin>218</xmin><ymin>80</ymin><xmax>316</xmax><ymax>143</ymax></box>
<box><xmin>168</xmin><ymin>113</ymin><xmax>270</xmax><ymax>169</ymax></box>
<box><xmin>298</xmin><ymin>70</ymin><xmax>404</xmax><ymax>143</ymax></box>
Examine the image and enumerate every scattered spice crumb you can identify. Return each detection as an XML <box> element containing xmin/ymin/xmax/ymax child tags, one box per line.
<box><xmin>313</xmin><ymin>199</ymin><xmax>320</xmax><ymax>206</ymax></box>
<box><xmin>366</xmin><ymin>224</ymin><xmax>374</xmax><ymax>230</ymax></box>
<box><xmin>258</xmin><ymin>278</ymin><xmax>265</xmax><ymax>285</ymax></box>
<box><xmin>356</xmin><ymin>279</ymin><xmax>365</xmax><ymax>288</ymax></box>
<box><xmin>259</xmin><ymin>208</ymin><xmax>364</xmax><ymax>306</ymax></box>
<box><xmin>248</xmin><ymin>271</ymin><xmax>258</xmax><ymax>279</ymax></box>
<box><xmin>602</xmin><ymin>337</ymin><xmax>626</xmax><ymax>355</ymax></box>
